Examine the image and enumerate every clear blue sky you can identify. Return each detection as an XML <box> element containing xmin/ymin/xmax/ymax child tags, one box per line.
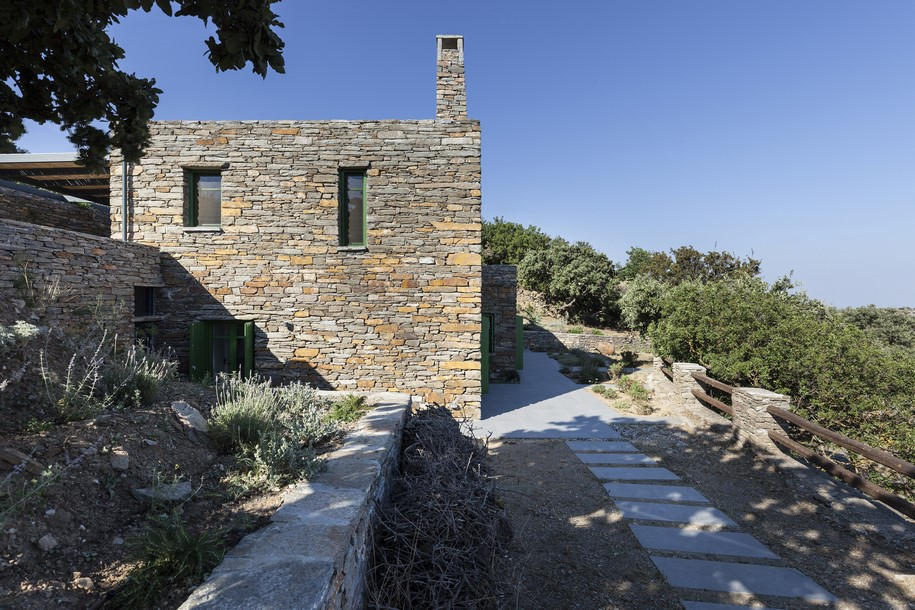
<box><xmin>17</xmin><ymin>1</ymin><xmax>915</xmax><ymax>307</ymax></box>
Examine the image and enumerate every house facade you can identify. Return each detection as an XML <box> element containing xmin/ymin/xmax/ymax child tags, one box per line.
<box><xmin>109</xmin><ymin>35</ymin><xmax>485</xmax><ymax>415</ymax></box>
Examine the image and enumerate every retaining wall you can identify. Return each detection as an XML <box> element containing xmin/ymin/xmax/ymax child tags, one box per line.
<box><xmin>0</xmin><ymin>219</ymin><xmax>163</xmax><ymax>338</ymax></box>
<box><xmin>0</xmin><ymin>183</ymin><xmax>109</xmax><ymax>237</ymax></box>
<box><xmin>524</xmin><ymin>329</ymin><xmax>649</xmax><ymax>354</ymax></box>
<box><xmin>181</xmin><ymin>392</ymin><xmax>410</xmax><ymax>609</ymax></box>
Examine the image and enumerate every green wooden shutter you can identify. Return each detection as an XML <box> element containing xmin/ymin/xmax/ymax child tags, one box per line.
<box><xmin>515</xmin><ymin>315</ymin><xmax>524</xmax><ymax>370</ymax></box>
<box><xmin>188</xmin><ymin>321</ymin><xmax>211</xmax><ymax>382</ymax></box>
<box><xmin>337</xmin><ymin>171</ymin><xmax>346</xmax><ymax>245</ymax></box>
<box><xmin>243</xmin><ymin>321</ymin><xmax>254</xmax><ymax>378</ymax></box>
<box><xmin>481</xmin><ymin>316</ymin><xmax>491</xmax><ymax>394</ymax></box>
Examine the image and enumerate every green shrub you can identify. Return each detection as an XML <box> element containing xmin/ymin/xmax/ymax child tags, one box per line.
<box><xmin>618</xmin><ymin>377</ymin><xmax>650</xmax><ymax>402</ymax></box>
<box><xmin>591</xmin><ymin>385</ymin><xmax>617</xmax><ymax>399</ymax></box>
<box><xmin>210</xmin><ymin>375</ymin><xmax>339</xmax><ymax>487</ymax></box>
<box><xmin>577</xmin><ymin>357</ymin><xmax>602</xmax><ymax>384</ymax></box>
<box><xmin>482</xmin><ymin>217</ymin><xmax>551</xmax><ymax>265</ymax></box>
<box><xmin>328</xmin><ymin>393</ymin><xmax>370</xmax><ymax>423</ymax></box>
<box><xmin>115</xmin><ymin>514</ymin><xmax>226</xmax><ymax>607</ymax></box>
<box><xmin>568</xmin><ymin>326</ymin><xmax>583</xmax><ymax>334</ymax></box>
<box><xmin>518</xmin><ymin>238</ymin><xmax>620</xmax><ymax>326</ymax></box>
<box><xmin>620</xmin><ymin>351</ymin><xmax>638</xmax><ymax>367</ymax></box>
<box><xmin>103</xmin><ymin>344</ymin><xmax>177</xmax><ymax>410</ymax></box>
<box><xmin>649</xmin><ymin>277</ymin><xmax>915</xmax><ymax>474</ymax></box>
<box><xmin>839</xmin><ymin>305</ymin><xmax>915</xmax><ymax>354</ymax></box>
<box><xmin>609</xmin><ymin>362</ymin><xmax>624</xmax><ymax>380</ymax></box>
<box><xmin>618</xmin><ymin>274</ymin><xmax>670</xmax><ymax>335</ymax></box>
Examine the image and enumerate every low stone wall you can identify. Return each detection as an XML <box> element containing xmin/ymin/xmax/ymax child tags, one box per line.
<box><xmin>524</xmin><ymin>329</ymin><xmax>649</xmax><ymax>354</ymax></box>
<box><xmin>181</xmin><ymin>392</ymin><xmax>410</xmax><ymax>609</ymax></box>
<box><xmin>482</xmin><ymin>265</ymin><xmax>517</xmax><ymax>381</ymax></box>
<box><xmin>0</xmin><ymin>183</ymin><xmax>109</xmax><ymax>237</ymax></box>
<box><xmin>0</xmin><ymin>219</ymin><xmax>163</xmax><ymax>338</ymax></box>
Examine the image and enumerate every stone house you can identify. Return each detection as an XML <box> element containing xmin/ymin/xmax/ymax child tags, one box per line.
<box><xmin>105</xmin><ymin>35</ymin><xmax>510</xmax><ymax>416</ymax></box>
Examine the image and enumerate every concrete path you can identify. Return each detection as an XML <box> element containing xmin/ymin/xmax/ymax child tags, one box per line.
<box><xmin>475</xmin><ymin>350</ymin><xmax>683</xmax><ymax>439</ymax></box>
<box><xmin>570</xmin><ymin>440</ymin><xmax>837</xmax><ymax>607</ymax></box>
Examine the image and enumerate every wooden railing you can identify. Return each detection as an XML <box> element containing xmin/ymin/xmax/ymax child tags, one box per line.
<box><xmin>690</xmin><ymin>371</ymin><xmax>734</xmax><ymax>416</ymax></box>
<box><xmin>660</xmin><ymin>356</ymin><xmax>673</xmax><ymax>381</ymax></box>
<box><xmin>661</xmin><ymin>358</ymin><xmax>915</xmax><ymax>519</ymax></box>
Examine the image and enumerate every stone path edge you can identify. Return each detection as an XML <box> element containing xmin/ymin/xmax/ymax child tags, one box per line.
<box><xmin>179</xmin><ymin>392</ymin><xmax>411</xmax><ymax>610</ymax></box>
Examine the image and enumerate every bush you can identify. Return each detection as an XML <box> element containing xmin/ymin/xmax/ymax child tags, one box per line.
<box><xmin>649</xmin><ymin>277</ymin><xmax>915</xmax><ymax>476</ymax></box>
<box><xmin>518</xmin><ymin>238</ymin><xmax>620</xmax><ymax>326</ymax></box>
<box><xmin>210</xmin><ymin>375</ymin><xmax>340</xmax><ymax>487</ymax></box>
<box><xmin>618</xmin><ymin>274</ymin><xmax>670</xmax><ymax>334</ymax></box>
<box><xmin>619</xmin><ymin>351</ymin><xmax>638</xmax><ymax>367</ymax></box>
<box><xmin>609</xmin><ymin>362</ymin><xmax>624</xmax><ymax>380</ymax></box>
<box><xmin>103</xmin><ymin>344</ymin><xmax>177</xmax><ymax>410</ymax></box>
<box><xmin>618</xmin><ymin>377</ymin><xmax>650</xmax><ymax>402</ymax></box>
<box><xmin>619</xmin><ymin>245</ymin><xmax>760</xmax><ymax>283</ymax></box>
<box><xmin>327</xmin><ymin>393</ymin><xmax>370</xmax><ymax>423</ymax></box>
<box><xmin>482</xmin><ymin>217</ymin><xmax>551</xmax><ymax>265</ymax></box>
<box><xmin>839</xmin><ymin>305</ymin><xmax>915</xmax><ymax>354</ymax></box>
<box><xmin>591</xmin><ymin>385</ymin><xmax>617</xmax><ymax>399</ymax></box>
<box><xmin>114</xmin><ymin>514</ymin><xmax>226</xmax><ymax>607</ymax></box>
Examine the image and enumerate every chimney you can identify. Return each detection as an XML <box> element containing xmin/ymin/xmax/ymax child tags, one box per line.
<box><xmin>436</xmin><ymin>35</ymin><xmax>466</xmax><ymax>120</ymax></box>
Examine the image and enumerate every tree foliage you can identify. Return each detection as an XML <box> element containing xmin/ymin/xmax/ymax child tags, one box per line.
<box><xmin>481</xmin><ymin>217</ymin><xmax>551</xmax><ymax>265</ymax></box>
<box><xmin>838</xmin><ymin>305</ymin><xmax>915</xmax><ymax>354</ymax></box>
<box><xmin>518</xmin><ymin>239</ymin><xmax>619</xmax><ymax>325</ymax></box>
<box><xmin>0</xmin><ymin>0</ymin><xmax>285</xmax><ymax>169</ymax></box>
<box><xmin>648</xmin><ymin>277</ymin><xmax>915</xmax><ymax>470</ymax></box>
<box><xmin>619</xmin><ymin>245</ymin><xmax>760</xmax><ymax>284</ymax></box>
<box><xmin>618</xmin><ymin>274</ymin><xmax>669</xmax><ymax>334</ymax></box>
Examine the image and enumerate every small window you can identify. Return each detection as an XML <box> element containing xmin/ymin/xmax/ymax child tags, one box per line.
<box><xmin>134</xmin><ymin>286</ymin><xmax>156</xmax><ymax>316</ymax></box>
<box><xmin>339</xmin><ymin>170</ymin><xmax>366</xmax><ymax>246</ymax></box>
<box><xmin>185</xmin><ymin>171</ymin><xmax>221</xmax><ymax>226</ymax></box>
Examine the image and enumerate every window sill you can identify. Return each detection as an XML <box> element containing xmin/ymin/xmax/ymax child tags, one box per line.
<box><xmin>183</xmin><ymin>225</ymin><xmax>223</xmax><ymax>233</ymax></box>
<box><xmin>337</xmin><ymin>245</ymin><xmax>368</xmax><ymax>252</ymax></box>
<box><xmin>133</xmin><ymin>315</ymin><xmax>164</xmax><ymax>323</ymax></box>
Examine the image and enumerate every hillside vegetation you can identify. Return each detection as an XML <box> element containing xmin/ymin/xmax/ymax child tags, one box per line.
<box><xmin>484</xmin><ymin>217</ymin><xmax>915</xmax><ymax>498</ymax></box>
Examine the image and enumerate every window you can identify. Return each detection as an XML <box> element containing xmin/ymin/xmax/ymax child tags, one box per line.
<box><xmin>338</xmin><ymin>169</ymin><xmax>366</xmax><ymax>246</ymax></box>
<box><xmin>188</xmin><ymin>320</ymin><xmax>254</xmax><ymax>381</ymax></box>
<box><xmin>134</xmin><ymin>286</ymin><xmax>156</xmax><ymax>317</ymax></box>
<box><xmin>185</xmin><ymin>171</ymin><xmax>221</xmax><ymax>226</ymax></box>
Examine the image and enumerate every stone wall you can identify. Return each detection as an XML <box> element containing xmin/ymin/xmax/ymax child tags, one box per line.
<box><xmin>0</xmin><ymin>219</ymin><xmax>163</xmax><ymax>338</ymax></box>
<box><xmin>482</xmin><ymin>264</ymin><xmax>517</xmax><ymax>381</ymax></box>
<box><xmin>109</xmin><ymin>118</ymin><xmax>482</xmax><ymax>414</ymax></box>
<box><xmin>0</xmin><ymin>183</ymin><xmax>109</xmax><ymax>237</ymax></box>
<box><xmin>524</xmin><ymin>329</ymin><xmax>650</xmax><ymax>354</ymax></box>
<box><xmin>181</xmin><ymin>393</ymin><xmax>410</xmax><ymax>609</ymax></box>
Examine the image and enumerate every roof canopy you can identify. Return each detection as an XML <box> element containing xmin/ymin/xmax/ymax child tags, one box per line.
<box><xmin>0</xmin><ymin>153</ymin><xmax>110</xmax><ymax>205</ymax></box>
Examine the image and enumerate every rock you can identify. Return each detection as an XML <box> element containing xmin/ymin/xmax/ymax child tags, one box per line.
<box><xmin>73</xmin><ymin>577</ymin><xmax>94</xmax><ymax>590</ymax></box>
<box><xmin>0</xmin><ymin>447</ymin><xmax>44</xmax><ymax>475</ymax></box>
<box><xmin>112</xmin><ymin>536</ymin><xmax>124</xmax><ymax>545</ymax></box>
<box><xmin>597</xmin><ymin>342</ymin><xmax>616</xmax><ymax>356</ymax></box>
<box><xmin>131</xmin><ymin>482</ymin><xmax>193</xmax><ymax>504</ymax></box>
<box><xmin>171</xmin><ymin>401</ymin><xmax>209</xmax><ymax>433</ymax></box>
<box><xmin>110</xmin><ymin>448</ymin><xmax>129</xmax><ymax>471</ymax></box>
<box><xmin>37</xmin><ymin>534</ymin><xmax>57</xmax><ymax>552</ymax></box>
<box><xmin>142</xmin><ymin>439</ymin><xmax>158</xmax><ymax>446</ymax></box>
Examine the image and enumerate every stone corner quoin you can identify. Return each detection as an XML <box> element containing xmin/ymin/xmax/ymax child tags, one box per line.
<box><xmin>107</xmin><ymin>34</ymin><xmax>484</xmax><ymax>415</ymax></box>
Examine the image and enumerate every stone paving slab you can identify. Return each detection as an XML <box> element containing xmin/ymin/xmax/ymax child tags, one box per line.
<box><xmin>590</xmin><ymin>466</ymin><xmax>680</xmax><ymax>481</ymax></box>
<box><xmin>566</xmin><ymin>440</ymin><xmax>638</xmax><ymax>453</ymax></box>
<box><xmin>650</xmin><ymin>556</ymin><xmax>835</xmax><ymax>602</ymax></box>
<box><xmin>681</xmin><ymin>602</ymin><xmax>782</xmax><ymax>610</ymax></box>
<box><xmin>576</xmin><ymin>452</ymin><xmax>659</xmax><ymax>465</ymax></box>
<box><xmin>604</xmin><ymin>483</ymin><xmax>710</xmax><ymax>503</ymax></box>
<box><xmin>630</xmin><ymin>525</ymin><xmax>778</xmax><ymax>559</ymax></box>
<box><xmin>616</xmin><ymin>501</ymin><xmax>736</xmax><ymax>527</ymax></box>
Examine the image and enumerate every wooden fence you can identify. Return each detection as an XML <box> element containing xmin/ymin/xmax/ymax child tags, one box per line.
<box><xmin>661</xmin><ymin>358</ymin><xmax>915</xmax><ymax>520</ymax></box>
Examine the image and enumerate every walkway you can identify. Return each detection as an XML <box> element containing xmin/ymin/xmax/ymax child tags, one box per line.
<box><xmin>479</xmin><ymin>351</ymin><xmax>837</xmax><ymax>608</ymax></box>
<box><xmin>476</xmin><ymin>350</ymin><xmax>682</xmax><ymax>439</ymax></box>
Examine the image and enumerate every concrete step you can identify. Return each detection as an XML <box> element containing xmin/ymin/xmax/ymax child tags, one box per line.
<box><xmin>615</xmin><ymin>501</ymin><xmax>736</xmax><ymax>527</ymax></box>
<box><xmin>590</xmin><ymin>466</ymin><xmax>680</xmax><ymax>481</ymax></box>
<box><xmin>651</xmin><ymin>556</ymin><xmax>835</xmax><ymax>603</ymax></box>
<box><xmin>565</xmin><ymin>440</ymin><xmax>637</xmax><ymax>453</ymax></box>
<box><xmin>576</xmin><ymin>453</ymin><xmax>659</xmax><ymax>465</ymax></box>
<box><xmin>681</xmin><ymin>602</ymin><xmax>783</xmax><ymax>610</ymax></box>
<box><xmin>630</xmin><ymin>525</ymin><xmax>778</xmax><ymax>559</ymax></box>
<box><xmin>604</xmin><ymin>483</ymin><xmax>709</xmax><ymax>504</ymax></box>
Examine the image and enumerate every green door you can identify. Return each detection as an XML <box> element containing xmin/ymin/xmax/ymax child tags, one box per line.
<box><xmin>188</xmin><ymin>320</ymin><xmax>254</xmax><ymax>382</ymax></box>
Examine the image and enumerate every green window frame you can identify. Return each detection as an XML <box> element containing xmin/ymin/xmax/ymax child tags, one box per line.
<box><xmin>185</xmin><ymin>170</ymin><xmax>222</xmax><ymax>227</ymax></box>
<box><xmin>338</xmin><ymin>169</ymin><xmax>367</xmax><ymax>246</ymax></box>
<box><xmin>483</xmin><ymin>313</ymin><xmax>495</xmax><ymax>354</ymax></box>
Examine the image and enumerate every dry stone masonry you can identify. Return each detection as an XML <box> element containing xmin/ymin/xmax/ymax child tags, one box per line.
<box><xmin>109</xmin><ymin>35</ymin><xmax>484</xmax><ymax>415</ymax></box>
<box><xmin>482</xmin><ymin>264</ymin><xmax>518</xmax><ymax>381</ymax></box>
<box><xmin>0</xmin><ymin>219</ymin><xmax>163</xmax><ymax>337</ymax></box>
<box><xmin>0</xmin><ymin>182</ymin><xmax>109</xmax><ymax>237</ymax></box>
